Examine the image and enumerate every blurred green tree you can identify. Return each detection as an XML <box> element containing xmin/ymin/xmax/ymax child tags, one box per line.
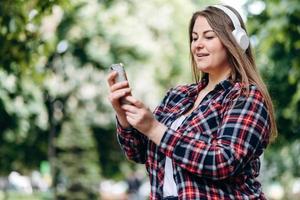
<box><xmin>56</xmin><ymin>115</ymin><xmax>100</xmax><ymax>199</ymax></box>
<box><xmin>0</xmin><ymin>0</ymin><xmax>67</xmax><ymax>174</ymax></box>
<box><xmin>246</xmin><ymin>0</ymin><xmax>300</xmax><ymax>193</ymax></box>
<box><xmin>0</xmin><ymin>0</ymin><xmax>103</xmax><ymax>198</ymax></box>
<box><xmin>246</xmin><ymin>0</ymin><xmax>300</xmax><ymax>144</ymax></box>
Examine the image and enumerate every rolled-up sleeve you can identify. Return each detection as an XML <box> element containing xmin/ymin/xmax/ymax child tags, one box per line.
<box><xmin>116</xmin><ymin>87</ymin><xmax>174</xmax><ymax>164</ymax></box>
<box><xmin>116</xmin><ymin>118</ymin><xmax>148</xmax><ymax>164</ymax></box>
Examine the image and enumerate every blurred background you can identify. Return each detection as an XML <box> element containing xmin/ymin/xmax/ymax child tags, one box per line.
<box><xmin>0</xmin><ymin>0</ymin><xmax>299</xmax><ymax>199</ymax></box>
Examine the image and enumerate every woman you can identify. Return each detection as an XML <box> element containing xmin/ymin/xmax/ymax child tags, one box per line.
<box><xmin>107</xmin><ymin>5</ymin><xmax>277</xmax><ymax>200</ymax></box>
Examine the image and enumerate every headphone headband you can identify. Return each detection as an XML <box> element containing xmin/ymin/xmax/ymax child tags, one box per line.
<box><xmin>210</xmin><ymin>5</ymin><xmax>250</xmax><ymax>51</ymax></box>
<box><xmin>212</xmin><ymin>5</ymin><xmax>241</xmax><ymax>30</ymax></box>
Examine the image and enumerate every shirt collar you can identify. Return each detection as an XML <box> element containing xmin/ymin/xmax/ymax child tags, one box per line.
<box><xmin>184</xmin><ymin>76</ymin><xmax>235</xmax><ymax>100</ymax></box>
<box><xmin>215</xmin><ymin>78</ymin><xmax>234</xmax><ymax>91</ymax></box>
<box><xmin>196</xmin><ymin>76</ymin><xmax>234</xmax><ymax>93</ymax></box>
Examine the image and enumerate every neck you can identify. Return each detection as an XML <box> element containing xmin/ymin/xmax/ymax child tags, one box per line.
<box><xmin>206</xmin><ymin>68</ymin><xmax>231</xmax><ymax>91</ymax></box>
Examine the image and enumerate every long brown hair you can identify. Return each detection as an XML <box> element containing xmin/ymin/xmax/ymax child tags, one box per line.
<box><xmin>188</xmin><ymin>5</ymin><xmax>277</xmax><ymax>141</ymax></box>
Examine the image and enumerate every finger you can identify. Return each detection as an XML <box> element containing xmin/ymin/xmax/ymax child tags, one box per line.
<box><xmin>107</xmin><ymin>71</ymin><xmax>118</xmax><ymax>86</ymax></box>
<box><xmin>125</xmin><ymin>113</ymin><xmax>137</xmax><ymax>125</ymax></box>
<box><xmin>122</xmin><ymin>104</ymin><xmax>138</xmax><ymax>114</ymax></box>
<box><xmin>110</xmin><ymin>81</ymin><xmax>129</xmax><ymax>92</ymax></box>
<box><xmin>109</xmin><ymin>88</ymin><xmax>131</xmax><ymax>102</ymax></box>
<box><xmin>124</xmin><ymin>96</ymin><xmax>144</xmax><ymax>108</ymax></box>
<box><xmin>125</xmin><ymin>112</ymin><xmax>136</xmax><ymax>118</ymax></box>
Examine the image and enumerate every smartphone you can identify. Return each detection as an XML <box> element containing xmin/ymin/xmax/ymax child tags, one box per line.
<box><xmin>110</xmin><ymin>63</ymin><xmax>131</xmax><ymax>104</ymax></box>
<box><xmin>110</xmin><ymin>63</ymin><xmax>128</xmax><ymax>83</ymax></box>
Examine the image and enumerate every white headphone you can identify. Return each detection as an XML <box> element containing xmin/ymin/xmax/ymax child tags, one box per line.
<box><xmin>211</xmin><ymin>5</ymin><xmax>250</xmax><ymax>51</ymax></box>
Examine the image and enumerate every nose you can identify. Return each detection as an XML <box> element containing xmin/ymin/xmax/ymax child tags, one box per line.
<box><xmin>194</xmin><ymin>38</ymin><xmax>204</xmax><ymax>49</ymax></box>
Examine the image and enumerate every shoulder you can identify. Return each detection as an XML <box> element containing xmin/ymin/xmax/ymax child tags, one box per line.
<box><xmin>224</xmin><ymin>82</ymin><xmax>266</xmax><ymax>106</ymax></box>
<box><xmin>229</xmin><ymin>82</ymin><xmax>263</xmax><ymax>98</ymax></box>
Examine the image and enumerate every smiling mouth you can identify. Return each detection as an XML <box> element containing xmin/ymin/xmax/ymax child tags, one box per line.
<box><xmin>196</xmin><ymin>53</ymin><xmax>209</xmax><ymax>57</ymax></box>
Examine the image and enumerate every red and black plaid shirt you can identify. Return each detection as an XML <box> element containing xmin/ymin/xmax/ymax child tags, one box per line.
<box><xmin>117</xmin><ymin>78</ymin><xmax>270</xmax><ymax>199</ymax></box>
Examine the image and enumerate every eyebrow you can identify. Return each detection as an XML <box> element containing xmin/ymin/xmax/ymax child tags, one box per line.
<box><xmin>192</xmin><ymin>30</ymin><xmax>215</xmax><ymax>35</ymax></box>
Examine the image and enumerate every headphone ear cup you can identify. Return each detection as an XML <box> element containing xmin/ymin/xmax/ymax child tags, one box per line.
<box><xmin>232</xmin><ymin>28</ymin><xmax>249</xmax><ymax>51</ymax></box>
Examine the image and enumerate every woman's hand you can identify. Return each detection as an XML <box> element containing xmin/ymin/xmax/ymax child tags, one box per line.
<box><xmin>107</xmin><ymin>71</ymin><xmax>132</xmax><ymax>128</ymax></box>
<box><xmin>121</xmin><ymin>96</ymin><xmax>167</xmax><ymax>145</ymax></box>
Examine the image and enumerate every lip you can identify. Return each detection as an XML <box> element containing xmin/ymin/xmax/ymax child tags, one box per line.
<box><xmin>196</xmin><ymin>52</ymin><xmax>209</xmax><ymax>57</ymax></box>
<box><xmin>194</xmin><ymin>52</ymin><xmax>209</xmax><ymax>60</ymax></box>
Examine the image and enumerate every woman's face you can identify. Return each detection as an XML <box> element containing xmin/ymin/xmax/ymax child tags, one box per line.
<box><xmin>191</xmin><ymin>16</ymin><xmax>230</xmax><ymax>76</ymax></box>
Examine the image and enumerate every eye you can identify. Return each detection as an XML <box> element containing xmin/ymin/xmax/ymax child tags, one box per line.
<box><xmin>205</xmin><ymin>36</ymin><xmax>214</xmax><ymax>40</ymax></box>
<box><xmin>192</xmin><ymin>36</ymin><xmax>198</xmax><ymax>42</ymax></box>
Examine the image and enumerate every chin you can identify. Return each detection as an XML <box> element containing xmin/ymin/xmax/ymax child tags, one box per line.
<box><xmin>196</xmin><ymin>65</ymin><xmax>210</xmax><ymax>73</ymax></box>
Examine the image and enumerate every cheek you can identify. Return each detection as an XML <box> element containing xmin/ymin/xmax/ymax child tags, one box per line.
<box><xmin>218</xmin><ymin>48</ymin><xmax>228</xmax><ymax>60</ymax></box>
<box><xmin>210</xmin><ymin>43</ymin><xmax>227</xmax><ymax>59</ymax></box>
<box><xmin>191</xmin><ymin>43</ymin><xmax>196</xmax><ymax>53</ymax></box>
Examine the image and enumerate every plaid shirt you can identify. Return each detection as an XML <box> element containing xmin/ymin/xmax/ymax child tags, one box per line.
<box><xmin>117</xmin><ymin>78</ymin><xmax>270</xmax><ymax>200</ymax></box>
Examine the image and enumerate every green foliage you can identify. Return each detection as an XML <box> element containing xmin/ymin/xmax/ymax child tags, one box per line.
<box><xmin>0</xmin><ymin>0</ymin><xmax>68</xmax><ymax>74</ymax></box>
<box><xmin>0</xmin><ymin>0</ymin><xmax>68</xmax><ymax>175</ymax></box>
<box><xmin>92</xmin><ymin>126</ymin><xmax>126</xmax><ymax>179</ymax></box>
<box><xmin>246</xmin><ymin>0</ymin><xmax>300</xmax><ymax>141</ymax></box>
<box><xmin>0</xmin><ymin>0</ymin><xmax>103</xmax><ymax>198</ymax></box>
<box><xmin>55</xmin><ymin>116</ymin><xmax>100</xmax><ymax>200</ymax></box>
<box><xmin>246</xmin><ymin>0</ymin><xmax>300</xmax><ymax>195</ymax></box>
